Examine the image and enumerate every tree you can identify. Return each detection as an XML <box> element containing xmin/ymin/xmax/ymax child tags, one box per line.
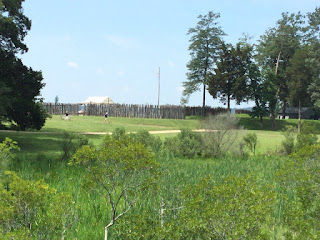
<box><xmin>182</xmin><ymin>11</ymin><xmax>225</xmax><ymax>116</ymax></box>
<box><xmin>256</xmin><ymin>12</ymin><xmax>305</xmax><ymax>120</ymax></box>
<box><xmin>248</xmin><ymin>71</ymin><xmax>269</xmax><ymax>127</ymax></box>
<box><xmin>70</xmin><ymin>131</ymin><xmax>159</xmax><ymax>240</ymax></box>
<box><xmin>287</xmin><ymin>47</ymin><xmax>314</xmax><ymax>133</ymax></box>
<box><xmin>306</xmin><ymin>8</ymin><xmax>320</xmax><ymax>111</ymax></box>
<box><xmin>0</xmin><ymin>0</ymin><xmax>47</xmax><ymax>130</ymax></box>
<box><xmin>207</xmin><ymin>41</ymin><xmax>253</xmax><ymax>112</ymax></box>
<box><xmin>54</xmin><ymin>95</ymin><xmax>59</xmax><ymax>105</ymax></box>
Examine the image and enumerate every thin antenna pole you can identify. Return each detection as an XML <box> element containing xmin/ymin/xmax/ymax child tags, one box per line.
<box><xmin>158</xmin><ymin>67</ymin><xmax>160</xmax><ymax>107</ymax></box>
<box><xmin>157</xmin><ymin>67</ymin><xmax>161</xmax><ymax>119</ymax></box>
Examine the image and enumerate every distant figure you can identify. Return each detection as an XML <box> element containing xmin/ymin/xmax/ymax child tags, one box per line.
<box><xmin>65</xmin><ymin>111</ymin><xmax>69</xmax><ymax>120</ymax></box>
<box><xmin>104</xmin><ymin>111</ymin><xmax>108</xmax><ymax>122</ymax></box>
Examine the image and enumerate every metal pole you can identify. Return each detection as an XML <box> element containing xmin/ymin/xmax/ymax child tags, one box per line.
<box><xmin>158</xmin><ymin>67</ymin><xmax>160</xmax><ymax>118</ymax></box>
<box><xmin>158</xmin><ymin>67</ymin><xmax>160</xmax><ymax>107</ymax></box>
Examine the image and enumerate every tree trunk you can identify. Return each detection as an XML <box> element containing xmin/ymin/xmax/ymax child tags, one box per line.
<box><xmin>202</xmin><ymin>83</ymin><xmax>206</xmax><ymax>117</ymax></box>
<box><xmin>282</xmin><ymin>101</ymin><xmax>287</xmax><ymax>119</ymax></box>
<box><xmin>270</xmin><ymin>108</ymin><xmax>276</xmax><ymax>129</ymax></box>
<box><xmin>298</xmin><ymin>100</ymin><xmax>301</xmax><ymax>134</ymax></box>
<box><xmin>227</xmin><ymin>95</ymin><xmax>231</xmax><ymax>114</ymax></box>
<box><xmin>259</xmin><ymin>116</ymin><xmax>263</xmax><ymax>127</ymax></box>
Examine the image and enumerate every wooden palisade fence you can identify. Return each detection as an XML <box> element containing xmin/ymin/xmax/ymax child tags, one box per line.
<box><xmin>42</xmin><ymin>103</ymin><xmax>227</xmax><ymax>119</ymax></box>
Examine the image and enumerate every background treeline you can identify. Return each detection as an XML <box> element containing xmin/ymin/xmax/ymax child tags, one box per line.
<box><xmin>183</xmin><ymin>8</ymin><xmax>320</xmax><ymax>133</ymax></box>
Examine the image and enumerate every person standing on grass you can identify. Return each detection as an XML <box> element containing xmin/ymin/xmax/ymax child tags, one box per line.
<box><xmin>104</xmin><ymin>111</ymin><xmax>108</xmax><ymax>122</ymax></box>
<box><xmin>65</xmin><ymin>111</ymin><xmax>69</xmax><ymax>120</ymax></box>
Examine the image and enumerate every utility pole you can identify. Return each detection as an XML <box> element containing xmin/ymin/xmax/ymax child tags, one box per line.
<box><xmin>158</xmin><ymin>67</ymin><xmax>160</xmax><ymax>118</ymax></box>
<box><xmin>158</xmin><ymin>67</ymin><xmax>160</xmax><ymax>107</ymax></box>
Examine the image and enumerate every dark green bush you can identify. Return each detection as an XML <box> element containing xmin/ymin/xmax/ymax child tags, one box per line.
<box><xmin>282</xmin><ymin>126</ymin><xmax>297</xmax><ymax>155</ymax></box>
<box><xmin>164</xmin><ymin>129</ymin><xmax>203</xmax><ymax>158</ymax></box>
<box><xmin>112</xmin><ymin>127</ymin><xmax>126</xmax><ymax>140</ymax></box>
<box><xmin>129</xmin><ymin>130</ymin><xmax>162</xmax><ymax>153</ymax></box>
<box><xmin>295</xmin><ymin>122</ymin><xmax>318</xmax><ymax>151</ymax></box>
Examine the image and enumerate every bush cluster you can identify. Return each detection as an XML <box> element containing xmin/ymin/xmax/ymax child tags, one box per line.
<box><xmin>61</xmin><ymin>131</ymin><xmax>89</xmax><ymax>161</ymax></box>
<box><xmin>282</xmin><ymin>122</ymin><xmax>318</xmax><ymax>155</ymax></box>
<box><xmin>164</xmin><ymin>114</ymin><xmax>241</xmax><ymax>158</ymax></box>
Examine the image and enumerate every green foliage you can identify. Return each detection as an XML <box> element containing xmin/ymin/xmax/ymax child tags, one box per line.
<box><xmin>287</xmin><ymin>46</ymin><xmax>314</xmax><ymax>108</ymax></box>
<box><xmin>208</xmin><ymin>41</ymin><xmax>255</xmax><ymax>110</ymax></box>
<box><xmin>277</xmin><ymin>144</ymin><xmax>320</xmax><ymax>238</ymax></box>
<box><xmin>61</xmin><ymin>131</ymin><xmax>89</xmax><ymax>161</ymax></box>
<box><xmin>70</xmin><ymin>133</ymin><xmax>160</xmax><ymax>238</ymax></box>
<box><xmin>164</xmin><ymin>128</ymin><xmax>203</xmax><ymax>158</ymax></box>
<box><xmin>164</xmin><ymin>175</ymin><xmax>276</xmax><ymax>239</ymax></box>
<box><xmin>295</xmin><ymin>122</ymin><xmax>318</xmax><ymax>151</ymax></box>
<box><xmin>282</xmin><ymin>126</ymin><xmax>297</xmax><ymax>155</ymax></box>
<box><xmin>0</xmin><ymin>1</ymin><xmax>47</xmax><ymax>130</ymax></box>
<box><xmin>243</xmin><ymin>132</ymin><xmax>258</xmax><ymax>155</ymax></box>
<box><xmin>112</xmin><ymin>127</ymin><xmax>126</xmax><ymax>140</ymax></box>
<box><xmin>0</xmin><ymin>138</ymin><xmax>20</xmax><ymax>174</ymax></box>
<box><xmin>282</xmin><ymin>122</ymin><xmax>318</xmax><ymax>154</ymax></box>
<box><xmin>114</xmin><ymin>211</ymin><xmax>160</xmax><ymax>240</ymax></box>
<box><xmin>182</xmin><ymin>11</ymin><xmax>225</xmax><ymax>109</ymax></box>
<box><xmin>129</xmin><ymin>130</ymin><xmax>162</xmax><ymax>153</ymax></box>
<box><xmin>0</xmin><ymin>171</ymin><xmax>76</xmax><ymax>239</ymax></box>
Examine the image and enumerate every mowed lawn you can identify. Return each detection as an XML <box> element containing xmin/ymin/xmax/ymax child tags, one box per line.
<box><xmin>1</xmin><ymin>114</ymin><xmax>319</xmax><ymax>155</ymax></box>
<box><xmin>40</xmin><ymin>115</ymin><xmax>199</xmax><ymax>133</ymax></box>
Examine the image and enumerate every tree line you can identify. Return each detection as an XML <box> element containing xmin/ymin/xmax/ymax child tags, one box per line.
<box><xmin>183</xmin><ymin>8</ymin><xmax>320</xmax><ymax>132</ymax></box>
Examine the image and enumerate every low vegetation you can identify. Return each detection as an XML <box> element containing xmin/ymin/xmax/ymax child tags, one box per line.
<box><xmin>0</xmin><ymin>114</ymin><xmax>320</xmax><ymax>239</ymax></box>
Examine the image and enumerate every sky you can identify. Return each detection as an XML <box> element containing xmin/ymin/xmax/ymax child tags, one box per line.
<box><xmin>20</xmin><ymin>0</ymin><xmax>319</xmax><ymax>108</ymax></box>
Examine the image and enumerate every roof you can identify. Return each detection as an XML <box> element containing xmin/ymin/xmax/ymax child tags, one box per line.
<box><xmin>279</xmin><ymin>107</ymin><xmax>313</xmax><ymax>114</ymax></box>
<box><xmin>83</xmin><ymin>96</ymin><xmax>114</xmax><ymax>104</ymax></box>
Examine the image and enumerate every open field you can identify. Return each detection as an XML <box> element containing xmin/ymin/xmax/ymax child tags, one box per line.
<box><xmin>40</xmin><ymin>115</ymin><xmax>200</xmax><ymax>133</ymax></box>
<box><xmin>2</xmin><ymin>114</ymin><xmax>318</xmax><ymax>155</ymax></box>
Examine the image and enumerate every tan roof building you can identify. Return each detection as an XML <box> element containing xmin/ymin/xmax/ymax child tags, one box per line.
<box><xmin>83</xmin><ymin>96</ymin><xmax>114</xmax><ymax>104</ymax></box>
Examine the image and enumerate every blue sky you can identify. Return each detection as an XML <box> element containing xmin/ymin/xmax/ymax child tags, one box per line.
<box><xmin>21</xmin><ymin>0</ymin><xmax>319</xmax><ymax>107</ymax></box>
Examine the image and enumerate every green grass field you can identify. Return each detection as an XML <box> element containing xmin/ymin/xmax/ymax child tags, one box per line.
<box><xmin>41</xmin><ymin>115</ymin><xmax>199</xmax><ymax>133</ymax></box>
<box><xmin>1</xmin><ymin>114</ymin><xmax>305</xmax><ymax>155</ymax></box>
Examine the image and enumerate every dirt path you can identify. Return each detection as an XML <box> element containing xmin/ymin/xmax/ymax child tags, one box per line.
<box><xmin>0</xmin><ymin>129</ymin><xmax>213</xmax><ymax>135</ymax></box>
<box><xmin>82</xmin><ymin>129</ymin><xmax>211</xmax><ymax>135</ymax></box>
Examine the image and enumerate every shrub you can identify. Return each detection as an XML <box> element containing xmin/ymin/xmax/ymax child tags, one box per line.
<box><xmin>129</xmin><ymin>130</ymin><xmax>162</xmax><ymax>153</ymax></box>
<box><xmin>164</xmin><ymin>129</ymin><xmax>203</xmax><ymax>158</ymax></box>
<box><xmin>112</xmin><ymin>127</ymin><xmax>126</xmax><ymax>140</ymax></box>
<box><xmin>1</xmin><ymin>171</ymin><xmax>76</xmax><ymax>239</ymax></box>
<box><xmin>277</xmin><ymin>144</ymin><xmax>320</xmax><ymax>238</ymax></box>
<box><xmin>61</xmin><ymin>132</ymin><xmax>89</xmax><ymax>161</ymax></box>
<box><xmin>282</xmin><ymin>126</ymin><xmax>297</xmax><ymax>155</ymax></box>
<box><xmin>164</xmin><ymin>175</ymin><xmax>276</xmax><ymax>239</ymax></box>
<box><xmin>295</xmin><ymin>122</ymin><xmax>318</xmax><ymax>151</ymax></box>
<box><xmin>201</xmin><ymin>114</ymin><xmax>241</xmax><ymax>157</ymax></box>
<box><xmin>0</xmin><ymin>138</ymin><xmax>20</xmax><ymax>175</ymax></box>
<box><xmin>70</xmin><ymin>132</ymin><xmax>159</xmax><ymax>239</ymax></box>
<box><xmin>243</xmin><ymin>132</ymin><xmax>258</xmax><ymax>155</ymax></box>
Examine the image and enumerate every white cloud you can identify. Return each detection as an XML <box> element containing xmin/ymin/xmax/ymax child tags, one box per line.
<box><xmin>105</xmin><ymin>35</ymin><xmax>139</xmax><ymax>49</ymax></box>
<box><xmin>67</xmin><ymin>61</ymin><xmax>79</xmax><ymax>69</ymax></box>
